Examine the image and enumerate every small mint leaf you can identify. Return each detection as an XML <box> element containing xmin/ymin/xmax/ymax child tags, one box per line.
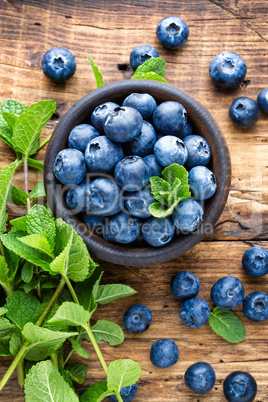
<box><xmin>2</xmin><ymin>112</ymin><xmax>17</xmax><ymax>129</ymax></box>
<box><xmin>27</xmin><ymin>158</ymin><xmax>44</xmax><ymax>171</ymax></box>
<box><xmin>80</xmin><ymin>381</ymin><xmax>111</xmax><ymax>402</ymax></box>
<box><xmin>5</xmin><ymin>291</ymin><xmax>43</xmax><ymax>330</ymax></box>
<box><xmin>27</xmin><ymin>205</ymin><xmax>56</xmax><ymax>250</ymax></box>
<box><xmin>107</xmin><ymin>359</ymin><xmax>142</xmax><ymax>393</ymax></box>
<box><xmin>132</xmin><ymin>71</ymin><xmax>168</xmax><ymax>83</ymax></box>
<box><xmin>29</xmin><ymin>182</ymin><xmax>46</xmax><ymax>200</ymax></box>
<box><xmin>65</xmin><ymin>363</ymin><xmax>88</xmax><ymax>385</ymax></box>
<box><xmin>162</xmin><ymin>163</ymin><xmax>188</xmax><ymax>187</ymax></box>
<box><xmin>150</xmin><ymin>176</ymin><xmax>171</xmax><ymax>206</ymax></box>
<box><xmin>21</xmin><ymin>261</ymin><xmax>34</xmax><ymax>283</ymax></box>
<box><xmin>149</xmin><ymin>202</ymin><xmax>176</xmax><ymax>218</ymax></box>
<box><xmin>0</xmin><ymin>160</ymin><xmax>19</xmax><ymax>235</ymax></box>
<box><xmin>7</xmin><ymin>184</ymin><xmax>28</xmax><ymax>206</ymax></box>
<box><xmin>69</xmin><ymin>337</ymin><xmax>90</xmax><ymax>359</ymax></box>
<box><xmin>87</xmin><ymin>53</ymin><xmax>104</xmax><ymax>88</ymax></box>
<box><xmin>47</xmin><ymin>301</ymin><xmax>90</xmax><ymax>328</ymax></box>
<box><xmin>18</xmin><ymin>234</ymin><xmax>54</xmax><ymax>258</ymax></box>
<box><xmin>0</xmin><ymin>99</ymin><xmax>26</xmax><ymax>116</ymax></box>
<box><xmin>133</xmin><ymin>57</ymin><xmax>166</xmax><ymax>77</ymax></box>
<box><xmin>95</xmin><ymin>284</ymin><xmax>136</xmax><ymax>305</ymax></box>
<box><xmin>10</xmin><ymin>215</ymin><xmax>28</xmax><ymax>231</ymax></box>
<box><xmin>209</xmin><ymin>307</ymin><xmax>246</xmax><ymax>343</ymax></box>
<box><xmin>90</xmin><ymin>320</ymin><xmax>124</xmax><ymax>346</ymax></box>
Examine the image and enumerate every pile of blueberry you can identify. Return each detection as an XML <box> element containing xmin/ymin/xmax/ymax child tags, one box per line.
<box><xmin>53</xmin><ymin>95</ymin><xmax>217</xmax><ymax>247</ymax></box>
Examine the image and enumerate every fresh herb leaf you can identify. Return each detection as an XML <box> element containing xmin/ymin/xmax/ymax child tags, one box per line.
<box><xmin>95</xmin><ymin>284</ymin><xmax>136</xmax><ymax>305</ymax></box>
<box><xmin>27</xmin><ymin>157</ymin><xmax>44</xmax><ymax>171</ymax></box>
<box><xmin>0</xmin><ymin>336</ymin><xmax>12</xmax><ymax>356</ymax></box>
<box><xmin>149</xmin><ymin>177</ymin><xmax>171</xmax><ymax>206</ymax></box>
<box><xmin>10</xmin><ymin>215</ymin><xmax>28</xmax><ymax>231</ymax></box>
<box><xmin>87</xmin><ymin>54</ymin><xmax>104</xmax><ymax>88</ymax></box>
<box><xmin>29</xmin><ymin>182</ymin><xmax>46</xmax><ymax>200</ymax></box>
<box><xmin>75</xmin><ymin>265</ymin><xmax>103</xmax><ymax>314</ymax></box>
<box><xmin>0</xmin><ymin>100</ymin><xmax>27</xmax><ymax>116</ymax></box>
<box><xmin>19</xmin><ymin>234</ymin><xmax>54</xmax><ymax>258</ymax></box>
<box><xmin>2</xmin><ymin>112</ymin><xmax>18</xmax><ymax>129</ymax></box>
<box><xmin>5</xmin><ymin>291</ymin><xmax>43</xmax><ymax>330</ymax></box>
<box><xmin>12</xmin><ymin>100</ymin><xmax>56</xmax><ymax>157</ymax></box>
<box><xmin>133</xmin><ymin>57</ymin><xmax>166</xmax><ymax>77</ymax></box>
<box><xmin>148</xmin><ymin>202</ymin><xmax>176</xmax><ymax>218</ymax></box>
<box><xmin>65</xmin><ymin>363</ymin><xmax>88</xmax><ymax>385</ymax></box>
<box><xmin>209</xmin><ymin>307</ymin><xmax>246</xmax><ymax>343</ymax></box>
<box><xmin>9</xmin><ymin>331</ymin><xmax>23</xmax><ymax>355</ymax></box>
<box><xmin>132</xmin><ymin>72</ymin><xmax>168</xmax><ymax>83</ymax></box>
<box><xmin>21</xmin><ymin>262</ymin><xmax>34</xmax><ymax>283</ymax></box>
<box><xmin>24</xmin><ymin>360</ymin><xmax>79</xmax><ymax>401</ymax></box>
<box><xmin>0</xmin><ymin>317</ymin><xmax>17</xmax><ymax>337</ymax></box>
<box><xmin>91</xmin><ymin>320</ymin><xmax>124</xmax><ymax>346</ymax></box>
<box><xmin>7</xmin><ymin>184</ymin><xmax>28</xmax><ymax>206</ymax></box>
<box><xmin>107</xmin><ymin>359</ymin><xmax>142</xmax><ymax>393</ymax></box>
<box><xmin>0</xmin><ymin>307</ymin><xmax>7</xmax><ymax>316</ymax></box>
<box><xmin>20</xmin><ymin>277</ymin><xmax>41</xmax><ymax>294</ymax></box>
<box><xmin>80</xmin><ymin>381</ymin><xmax>111</xmax><ymax>402</ymax></box>
<box><xmin>0</xmin><ymin>256</ymin><xmax>10</xmax><ymax>293</ymax></box>
<box><xmin>47</xmin><ymin>301</ymin><xmax>90</xmax><ymax>328</ymax></box>
<box><xmin>69</xmin><ymin>337</ymin><xmax>90</xmax><ymax>359</ymax></box>
<box><xmin>0</xmin><ymin>160</ymin><xmax>19</xmax><ymax>235</ymax></box>
<box><xmin>27</xmin><ymin>205</ymin><xmax>56</xmax><ymax>250</ymax></box>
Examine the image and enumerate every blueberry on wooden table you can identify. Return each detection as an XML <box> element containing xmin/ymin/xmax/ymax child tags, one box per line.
<box><xmin>242</xmin><ymin>246</ymin><xmax>268</xmax><ymax>277</ymax></box>
<box><xmin>243</xmin><ymin>291</ymin><xmax>268</xmax><ymax>322</ymax></box>
<box><xmin>144</xmin><ymin>154</ymin><xmax>163</xmax><ymax>177</ymax></box>
<box><xmin>85</xmin><ymin>136</ymin><xmax>123</xmax><ymax>173</ymax></box>
<box><xmin>211</xmin><ymin>276</ymin><xmax>244</xmax><ymax>310</ymax></box>
<box><xmin>184</xmin><ymin>135</ymin><xmax>211</xmax><ymax>169</ymax></box>
<box><xmin>123</xmin><ymin>305</ymin><xmax>152</xmax><ymax>334</ymax></box>
<box><xmin>185</xmin><ymin>362</ymin><xmax>216</xmax><ymax>394</ymax></box>
<box><xmin>223</xmin><ymin>371</ymin><xmax>257</xmax><ymax>402</ymax></box>
<box><xmin>172</xmin><ymin>199</ymin><xmax>204</xmax><ymax>232</ymax></box>
<box><xmin>130</xmin><ymin>44</ymin><xmax>159</xmax><ymax>70</ymax></box>
<box><xmin>154</xmin><ymin>136</ymin><xmax>188</xmax><ymax>167</ymax></box>
<box><xmin>180</xmin><ymin>296</ymin><xmax>210</xmax><ymax>328</ymax></box>
<box><xmin>142</xmin><ymin>217</ymin><xmax>175</xmax><ymax>247</ymax></box>
<box><xmin>104</xmin><ymin>106</ymin><xmax>143</xmax><ymax>143</ymax></box>
<box><xmin>115</xmin><ymin>156</ymin><xmax>150</xmax><ymax>191</ymax></box>
<box><xmin>171</xmin><ymin>271</ymin><xmax>200</xmax><ymax>301</ymax></box>
<box><xmin>86</xmin><ymin>178</ymin><xmax>123</xmax><ymax>216</ymax></box>
<box><xmin>53</xmin><ymin>148</ymin><xmax>86</xmax><ymax>185</ymax></box>
<box><xmin>91</xmin><ymin>102</ymin><xmax>119</xmax><ymax>133</ymax></box>
<box><xmin>229</xmin><ymin>97</ymin><xmax>260</xmax><ymax>129</ymax></box>
<box><xmin>125</xmin><ymin>187</ymin><xmax>155</xmax><ymax>218</ymax></box>
<box><xmin>103</xmin><ymin>212</ymin><xmax>140</xmax><ymax>244</ymax></box>
<box><xmin>68</xmin><ymin>124</ymin><xmax>100</xmax><ymax>153</ymax></box>
<box><xmin>209</xmin><ymin>51</ymin><xmax>246</xmax><ymax>88</ymax></box>
<box><xmin>153</xmin><ymin>101</ymin><xmax>188</xmax><ymax>136</ymax></box>
<box><xmin>257</xmin><ymin>88</ymin><xmax>268</xmax><ymax>113</ymax></box>
<box><xmin>156</xmin><ymin>16</ymin><xmax>189</xmax><ymax>50</ymax></box>
<box><xmin>108</xmin><ymin>384</ymin><xmax>138</xmax><ymax>402</ymax></box>
<box><xmin>123</xmin><ymin>93</ymin><xmax>157</xmax><ymax>119</ymax></box>
<box><xmin>42</xmin><ymin>47</ymin><xmax>76</xmax><ymax>82</ymax></box>
<box><xmin>150</xmin><ymin>339</ymin><xmax>179</xmax><ymax>368</ymax></box>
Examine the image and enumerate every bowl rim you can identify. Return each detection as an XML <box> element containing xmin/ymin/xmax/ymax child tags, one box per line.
<box><xmin>44</xmin><ymin>79</ymin><xmax>231</xmax><ymax>266</ymax></box>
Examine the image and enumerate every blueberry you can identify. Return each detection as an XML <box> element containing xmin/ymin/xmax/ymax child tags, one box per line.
<box><xmin>85</xmin><ymin>136</ymin><xmax>123</xmax><ymax>173</ymax></box>
<box><xmin>156</xmin><ymin>16</ymin><xmax>189</xmax><ymax>50</ymax></box>
<box><xmin>66</xmin><ymin>180</ymin><xmax>88</xmax><ymax>213</ymax></box>
<box><xmin>173</xmin><ymin>199</ymin><xmax>203</xmax><ymax>232</ymax></box>
<box><xmin>123</xmin><ymin>304</ymin><xmax>152</xmax><ymax>334</ymax></box>
<box><xmin>130</xmin><ymin>45</ymin><xmax>159</xmax><ymax>70</ymax></box>
<box><xmin>142</xmin><ymin>217</ymin><xmax>175</xmax><ymax>247</ymax></box>
<box><xmin>229</xmin><ymin>97</ymin><xmax>260</xmax><ymax>129</ymax></box>
<box><xmin>209</xmin><ymin>51</ymin><xmax>246</xmax><ymax>88</ymax></box>
<box><xmin>180</xmin><ymin>297</ymin><xmax>210</xmax><ymax>328</ymax></box>
<box><xmin>184</xmin><ymin>135</ymin><xmax>211</xmax><ymax>169</ymax></box>
<box><xmin>211</xmin><ymin>276</ymin><xmax>244</xmax><ymax>310</ymax></box>
<box><xmin>188</xmin><ymin>166</ymin><xmax>217</xmax><ymax>200</ymax></box>
<box><xmin>68</xmin><ymin>124</ymin><xmax>100</xmax><ymax>153</ymax></box>
<box><xmin>103</xmin><ymin>211</ymin><xmax>140</xmax><ymax>244</ymax></box>
<box><xmin>257</xmin><ymin>88</ymin><xmax>268</xmax><ymax>113</ymax></box>
<box><xmin>104</xmin><ymin>106</ymin><xmax>143</xmax><ymax>143</ymax></box>
<box><xmin>91</xmin><ymin>102</ymin><xmax>119</xmax><ymax>133</ymax></box>
<box><xmin>185</xmin><ymin>362</ymin><xmax>216</xmax><ymax>395</ymax></box>
<box><xmin>150</xmin><ymin>339</ymin><xmax>179</xmax><ymax>368</ymax></box>
<box><xmin>86</xmin><ymin>178</ymin><xmax>123</xmax><ymax>216</ymax></box>
<box><xmin>115</xmin><ymin>156</ymin><xmax>150</xmax><ymax>191</ymax></box>
<box><xmin>53</xmin><ymin>149</ymin><xmax>86</xmax><ymax>185</ymax></box>
<box><xmin>108</xmin><ymin>384</ymin><xmax>138</xmax><ymax>402</ymax></box>
<box><xmin>223</xmin><ymin>371</ymin><xmax>257</xmax><ymax>402</ymax></box>
<box><xmin>125</xmin><ymin>187</ymin><xmax>155</xmax><ymax>218</ymax></box>
<box><xmin>144</xmin><ymin>154</ymin><xmax>163</xmax><ymax>177</ymax></box>
<box><xmin>171</xmin><ymin>271</ymin><xmax>200</xmax><ymax>301</ymax></box>
<box><xmin>153</xmin><ymin>101</ymin><xmax>187</xmax><ymax>136</ymax></box>
<box><xmin>82</xmin><ymin>213</ymin><xmax>105</xmax><ymax>235</ymax></box>
<box><xmin>243</xmin><ymin>292</ymin><xmax>268</xmax><ymax>322</ymax></box>
<box><xmin>125</xmin><ymin>121</ymin><xmax>157</xmax><ymax>157</ymax></box>
<box><xmin>181</xmin><ymin>122</ymin><xmax>193</xmax><ymax>138</ymax></box>
<box><xmin>42</xmin><ymin>47</ymin><xmax>76</xmax><ymax>82</ymax></box>
<box><xmin>154</xmin><ymin>136</ymin><xmax>188</xmax><ymax>167</ymax></box>
<box><xmin>242</xmin><ymin>246</ymin><xmax>268</xmax><ymax>277</ymax></box>
<box><xmin>123</xmin><ymin>93</ymin><xmax>157</xmax><ymax>119</ymax></box>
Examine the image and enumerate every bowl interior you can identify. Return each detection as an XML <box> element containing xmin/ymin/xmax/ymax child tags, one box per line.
<box><xmin>44</xmin><ymin>80</ymin><xmax>231</xmax><ymax>266</ymax></box>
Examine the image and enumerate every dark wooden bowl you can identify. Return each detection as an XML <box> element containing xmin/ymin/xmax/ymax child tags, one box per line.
<box><xmin>44</xmin><ymin>80</ymin><xmax>231</xmax><ymax>266</ymax></box>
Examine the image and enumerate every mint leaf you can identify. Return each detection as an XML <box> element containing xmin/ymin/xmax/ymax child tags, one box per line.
<box><xmin>29</xmin><ymin>182</ymin><xmax>46</xmax><ymax>200</ymax></box>
<box><xmin>20</xmin><ymin>277</ymin><xmax>41</xmax><ymax>294</ymax></box>
<box><xmin>7</xmin><ymin>184</ymin><xmax>28</xmax><ymax>206</ymax></box>
<box><xmin>0</xmin><ymin>336</ymin><xmax>12</xmax><ymax>356</ymax></box>
<box><xmin>10</xmin><ymin>215</ymin><xmax>28</xmax><ymax>231</ymax></box>
<box><xmin>133</xmin><ymin>57</ymin><xmax>166</xmax><ymax>77</ymax></box>
<box><xmin>21</xmin><ymin>261</ymin><xmax>34</xmax><ymax>283</ymax></box>
<box><xmin>107</xmin><ymin>359</ymin><xmax>142</xmax><ymax>393</ymax></box>
<box><xmin>12</xmin><ymin>100</ymin><xmax>56</xmax><ymax>157</ymax></box>
<box><xmin>24</xmin><ymin>360</ymin><xmax>79</xmax><ymax>402</ymax></box>
<box><xmin>209</xmin><ymin>307</ymin><xmax>246</xmax><ymax>343</ymax></box>
<box><xmin>95</xmin><ymin>284</ymin><xmax>136</xmax><ymax>305</ymax></box>
<box><xmin>5</xmin><ymin>291</ymin><xmax>43</xmax><ymax>330</ymax></box>
<box><xmin>87</xmin><ymin>54</ymin><xmax>104</xmax><ymax>88</ymax></box>
<box><xmin>3</xmin><ymin>247</ymin><xmax>21</xmax><ymax>283</ymax></box>
<box><xmin>9</xmin><ymin>331</ymin><xmax>23</xmax><ymax>355</ymax></box>
<box><xmin>27</xmin><ymin>205</ymin><xmax>56</xmax><ymax>250</ymax></box>
<box><xmin>2</xmin><ymin>112</ymin><xmax>18</xmax><ymax>129</ymax></box>
<box><xmin>91</xmin><ymin>320</ymin><xmax>124</xmax><ymax>346</ymax></box>
<box><xmin>148</xmin><ymin>201</ymin><xmax>176</xmax><ymax>218</ymax></box>
<box><xmin>162</xmin><ymin>164</ymin><xmax>189</xmax><ymax>187</ymax></box>
<box><xmin>0</xmin><ymin>160</ymin><xmax>19</xmax><ymax>234</ymax></box>
<box><xmin>0</xmin><ymin>307</ymin><xmax>7</xmax><ymax>316</ymax></box>
<box><xmin>0</xmin><ymin>99</ymin><xmax>27</xmax><ymax>116</ymax></box>
<box><xmin>0</xmin><ymin>317</ymin><xmax>17</xmax><ymax>337</ymax></box>
<box><xmin>132</xmin><ymin>72</ymin><xmax>168</xmax><ymax>83</ymax></box>
<box><xmin>27</xmin><ymin>157</ymin><xmax>44</xmax><ymax>171</ymax></box>
<box><xmin>19</xmin><ymin>234</ymin><xmax>54</xmax><ymax>258</ymax></box>
<box><xmin>149</xmin><ymin>177</ymin><xmax>171</xmax><ymax>206</ymax></box>
<box><xmin>69</xmin><ymin>337</ymin><xmax>90</xmax><ymax>359</ymax></box>
<box><xmin>22</xmin><ymin>323</ymin><xmax>77</xmax><ymax>361</ymax></box>
<box><xmin>75</xmin><ymin>266</ymin><xmax>103</xmax><ymax>313</ymax></box>
<box><xmin>0</xmin><ymin>255</ymin><xmax>10</xmax><ymax>292</ymax></box>
<box><xmin>80</xmin><ymin>381</ymin><xmax>111</xmax><ymax>402</ymax></box>
<box><xmin>65</xmin><ymin>363</ymin><xmax>87</xmax><ymax>384</ymax></box>
<box><xmin>48</xmin><ymin>301</ymin><xmax>90</xmax><ymax>328</ymax></box>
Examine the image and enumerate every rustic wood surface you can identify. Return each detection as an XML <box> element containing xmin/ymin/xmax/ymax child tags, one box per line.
<box><xmin>1</xmin><ymin>0</ymin><xmax>268</xmax><ymax>400</ymax></box>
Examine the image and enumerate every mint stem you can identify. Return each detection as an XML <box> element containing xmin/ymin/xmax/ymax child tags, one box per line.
<box><xmin>39</xmin><ymin>134</ymin><xmax>52</xmax><ymax>150</ymax></box>
<box><xmin>51</xmin><ymin>352</ymin><xmax>59</xmax><ymax>371</ymax></box>
<box><xmin>16</xmin><ymin>359</ymin><xmax>24</xmax><ymax>387</ymax></box>
<box><xmin>23</xmin><ymin>156</ymin><xmax>31</xmax><ymax>212</ymax></box>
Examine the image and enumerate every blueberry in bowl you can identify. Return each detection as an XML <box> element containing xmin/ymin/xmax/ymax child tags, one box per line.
<box><xmin>44</xmin><ymin>80</ymin><xmax>231</xmax><ymax>266</ymax></box>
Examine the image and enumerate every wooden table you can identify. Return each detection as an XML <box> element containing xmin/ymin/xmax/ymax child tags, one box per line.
<box><xmin>1</xmin><ymin>0</ymin><xmax>268</xmax><ymax>401</ymax></box>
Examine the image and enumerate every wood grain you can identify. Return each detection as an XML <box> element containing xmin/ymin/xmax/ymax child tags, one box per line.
<box><xmin>1</xmin><ymin>0</ymin><xmax>268</xmax><ymax>401</ymax></box>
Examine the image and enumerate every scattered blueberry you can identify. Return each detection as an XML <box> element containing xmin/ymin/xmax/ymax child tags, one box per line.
<box><xmin>144</xmin><ymin>154</ymin><xmax>163</xmax><ymax>177</ymax></box>
<box><xmin>115</xmin><ymin>156</ymin><xmax>150</xmax><ymax>191</ymax></box>
<box><xmin>180</xmin><ymin>296</ymin><xmax>210</xmax><ymax>328</ymax></box>
<box><xmin>103</xmin><ymin>211</ymin><xmax>140</xmax><ymax>244</ymax></box>
<box><xmin>153</xmin><ymin>101</ymin><xmax>187</xmax><ymax>136</ymax></box>
<box><xmin>142</xmin><ymin>217</ymin><xmax>175</xmax><ymax>247</ymax></box>
<box><xmin>242</xmin><ymin>246</ymin><xmax>268</xmax><ymax>277</ymax></box>
<box><xmin>229</xmin><ymin>97</ymin><xmax>260</xmax><ymax>129</ymax></box>
<box><xmin>184</xmin><ymin>135</ymin><xmax>211</xmax><ymax>169</ymax></box>
<box><xmin>123</xmin><ymin>93</ymin><xmax>157</xmax><ymax>119</ymax></box>
<box><xmin>209</xmin><ymin>51</ymin><xmax>246</xmax><ymax>88</ymax></box>
<box><xmin>156</xmin><ymin>16</ymin><xmax>189</xmax><ymax>50</ymax></box>
<box><xmin>91</xmin><ymin>102</ymin><xmax>119</xmax><ymax>133</ymax></box>
<box><xmin>104</xmin><ymin>106</ymin><xmax>143</xmax><ymax>143</ymax></box>
<box><xmin>171</xmin><ymin>271</ymin><xmax>200</xmax><ymax>301</ymax></box>
<box><xmin>243</xmin><ymin>291</ymin><xmax>268</xmax><ymax>322</ymax></box>
<box><xmin>257</xmin><ymin>88</ymin><xmax>268</xmax><ymax>113</ymax></box>
<box><xmin>86</xmin><ymin>178</ymin><xmax>123</xmax><ymax>216</ymax></box>
<box><xmin>66</xmin><ymin>180</ymin><xmax>88</xmax><ymax>213</ymax></box>
<box><xmin>188</xmin><ymin>166</ymin><xmax>217</xmax><ymax>200</ymax></box>
<box><xmin>108</xmin><ymin>384</ymin><xmax>138</xmax><ymax>402</ymax></box>
<box><xmin>130</xmin><ymin>45</ymin><xmax>159</xmax><ymax>70</ymax></box>
<box><xmin>82</xmin><ymin>213</ymin><xmax>105</xmax><ymax>235</ymax></box>
<box><xmin>125</xmin><ymin>187</ymin><xmax>155</xmax><ymax>218</ymax></box>
<box><xmin>123</xmin><ymin>305</ymin><xmax>152</xmax><ymax>334</ymax></box>
<box><xmin>85</xmin><ymin>136</ymin><xmax>123</xmax><ymax>173</ymax></box>
<box><xmin>68</xmin><ymin>124</ymin><xmax>100</xmax><ymax>153</ymax></box>
<box><xmin>150</xmin><ymin>339</ymin><xmax>179</xmax><ymax>368</ymax></box>
<box><xmin>223</xmin><ymin>371</ymin><xmax>257</xmax><ymax>402</ymax></box>
<box><xmin>211</xmin><ymin>276</ymin><xmax>244</xmax><ymax>310</ymax></box>
<box><xmin>172</xmin><ymin>199</ymin><xmax>203</xmax><ymax>232</ymax></box>
<box><xmin>53</xmin><ymin>149</ymin><xmax>86</xmax><ymax>185</ymax></box>
<box><xmin>42</xmin><ymin>47</ymin><xmax>76</xmax><ymax>82</ymax></box>
<box><xmin>154</xmin><ymin>136</ymin><xmax>188</xmax><ymax>167</ymax></box>
<box><xmin>185</xmin><ymin>362</ymin><xmax>216</xmax><ymax>395</ymax></box>
<box><xmin>125</xmin><ymin>121</ymin><xmax>157</xmax><ymax>157</ymax></box>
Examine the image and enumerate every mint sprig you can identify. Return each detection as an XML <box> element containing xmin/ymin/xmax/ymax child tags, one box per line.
<box><xmin>87</xmin><ymin>53</ymin><xmax>105</xmax><ymax>88</ymax></box>
<box><xmin>149</xmin><ymin>163</ymin><xmax>191</xmax><ymax>218</ymax></box>
<box><xmin>131</xmin><ymin>57</ymin><xmax>168</xmax><ymax>82</ymax></box>
<box><xmin>209</xmin><ymin>307</ymin><xmax>246</xmax><ymax>343</ymax></box>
